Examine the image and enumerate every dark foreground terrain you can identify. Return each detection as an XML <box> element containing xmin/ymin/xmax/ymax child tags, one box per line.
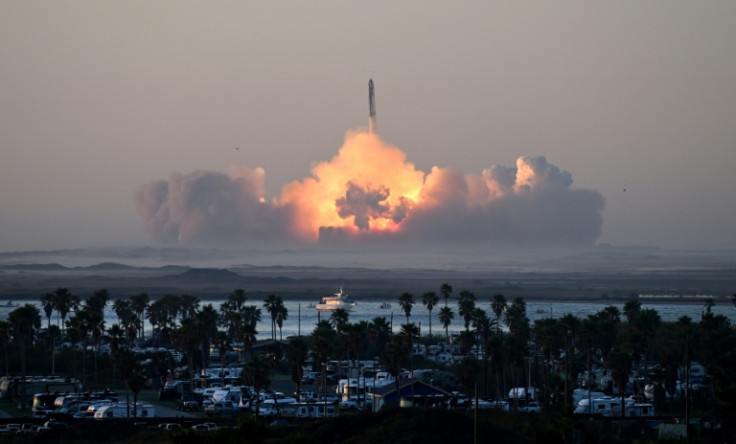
<box><xmin>0</xmin><ymin>407</ymin><xmax>703</xmax><ymax>444</ymax></box>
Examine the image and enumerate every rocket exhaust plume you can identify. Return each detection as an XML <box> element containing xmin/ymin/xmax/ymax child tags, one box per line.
<box><xmin>135</xmin><ymin>81</ymin><xmax>605</xmax><ymax>247</ymax></box>
<box><xmin>368</xmin><ymin>79</ymin><xmax>376</xmax><ymax>134</ymax></box>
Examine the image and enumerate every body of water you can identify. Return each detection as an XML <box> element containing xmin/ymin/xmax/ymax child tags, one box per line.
<box><xmin>3</xmin><ymin>297</ymin><xmax>734</xmax><ymax>341</ymax></box>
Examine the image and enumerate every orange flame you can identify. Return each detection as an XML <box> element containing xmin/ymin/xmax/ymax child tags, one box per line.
<box><xmin>280</xmin><ymin>131</ymin><xmax>425</xmax><ymax>241</ymax></box>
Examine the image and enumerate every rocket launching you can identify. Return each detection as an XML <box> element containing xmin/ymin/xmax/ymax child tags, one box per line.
<box><xmin>135</xmin><ymin>79</ymin><xmax>605</xmax><ymax>247</ymax></box>
<box><xmin>368</xmin><ymin>79</ymin><xmax>376</xmax><ymax>134</ymax></box>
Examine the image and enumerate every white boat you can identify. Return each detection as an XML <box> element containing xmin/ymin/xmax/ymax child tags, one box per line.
<box><xmin>316</xmin><ymin>287</ymin><xmax>356</xmax><ymax>311</ymax></box>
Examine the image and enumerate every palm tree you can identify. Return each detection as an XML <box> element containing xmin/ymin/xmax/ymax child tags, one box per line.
<box><xmin>172</xmin><ymin>317</ymin><xmax>200</xmax><ymax>387</ymax></box>
<box><xmin>286</xmin><ymin>337</ymin><xmax>308</xmax><ymax>401</ymax></box>
<box><xmin>228</xmin><ymin>289</ymin><xmax>248</xmax><ymax>310</ymax></box>
<box><xmin>457</xmin><ymin>290</ymin><xmax>476</xmax><ymax>332</ymax></box>
<box><xmin>113</xmin><ymin>299</ymin><xmax>131</xmax><ymax>324</ymax></box>
<box><xmin>195</xmin><ymin>304</ymin><xmax>219</xmax><ymax>371</ymax></box>
<box><xmin>241</xmin><ymin>305</ymin><xmax>262</xmax><ymax>357</ymax></box>
<box><xmin>490</xmin><ymin>294</ymin><xmax>507</xmax><ymax>334</ymax></box>
<box><xmin>505</xmin><ymin>297</ymin><xmax>530</xmax><ymax>345</ymax></box>
<box><xmin>438</xmin><ymin>306</ymin><xmax>454</xmax><ymax>344</ymax></box>
<box><xmin>422</xmin><ymin>291</ymin><xmax>440</xmax><ymax>340</ymax></box>
<box><xmin>212</xmin><ymin>331</ymin><xmax>231</xmax><ymax>386</ymax></box>
<box><xmin>41</xmin><ymin>292</ymin><xmax>55</xmax><ymax>328</ymax></box>
<box><xmin>398</xmin><ymin>292</ymin><xmax>415</xmax><ymax>324</ymax></box>
<box><xmin>440</xmin><ymin>283</ymin><xmax>453</xmax><ymax>307</ymax></box>
<box><xmin>52</xmin><ymin>288</ymin><xmax>77</xmax><ymax>333</ymax></box>
<box><xmin>623</xmin><ymin>298</ymin><xmax>642</xmax><ymax>324</ymax></box>
<box><xmin>242</xmin><ymin>353</ymin><xmax>272</xmax><ymax>419</ymax></box>
<box><xmin>87</xmin><ymin>311</ymin><xmax>105</xmax><ymax>385</ymax></box>
<box><xmin>577</xmin><ymin>317</ymin><xmax>598</xmax><ymax>413</ymax></box>
<box><xmin>329</xmin><ymin>308</ymin><xmax>350</xmax><ymax>334</ymax></box>
<box><xmin>381</xmin><ymin>335</ymin><xmax>410</xmax><ymax>403</ymax></box>
<box><xmin>129</xmin><ymin>293</ymin><xmax>149</xmax><ymax>340</ymax></box>
<box><xmin>8</xmin><ymin>304</ymin><xmax>41</xmax><ymax>410</ymax></box>
<box><xmin>67</xmin><ymin>310</ymin><xmax>91</xmax><ymax>386</ymax></box>
<box><xmin>113</xmin><ymin>348</ymin><xmax>146</xmax><ymax>418</ymax></box>
<box><xmin>368</xmin><ymin>317</ymin><xmax>392</xmax><ymax>358</ymax></box>
<box><xmin>607</xmin><ymin>348</ymin><xmax>632</xmax><ymax>416</ymax></box>
<box><xmin>146</xmin><ymin>299</ymin><xmax>172</xmax><ymax>345</ymax></box>
<box><xmin>263</xmin><ymin>294</ymin><xmax>283</xmax><ymax>340</ymax></box>
<box><xmin>310</xmin><ymin>320</ymin><xmax>336</xmax><ymax>371</ymax></box>
<box><xmin>106</xmin><ymin>324</ymin><xmax>125</xmax><ymax>383</ymax></box>
<box><xmin>275</xmin><ymin>304</ymin><xmax>288</xmax><ymax>341</ymax></box>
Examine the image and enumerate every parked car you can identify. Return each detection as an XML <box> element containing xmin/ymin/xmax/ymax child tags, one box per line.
<box><xmin>177</xmin><ymin>393</ymin><xmax>201</xmax><ymax>411</ymax></box>
<box><xmin>339</xmin><ymin>397</ymin><xmax>363</xmax><ymax>410</ymax></box>
<box><xmin>205</xmin><ymin>401</ymin><xmax>236</xmax><ymax>416</ymax></box>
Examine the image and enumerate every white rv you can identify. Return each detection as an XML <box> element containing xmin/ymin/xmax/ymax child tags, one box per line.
<box><xmin>94</xmin><ymin>403</ymin><xmax>155</xmax><ymax>419</ymax></box>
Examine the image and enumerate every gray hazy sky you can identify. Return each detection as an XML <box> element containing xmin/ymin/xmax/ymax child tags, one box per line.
<box><xmin>2</xmin><ymin>1</ymin><xmax>735</xmax><ymax>251</ymax></box>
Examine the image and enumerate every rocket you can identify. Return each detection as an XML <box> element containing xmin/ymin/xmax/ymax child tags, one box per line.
<box><xmin>369</xmin><ymin>79</ymin><xmax>376</xmax><ymax>134</ymax></box>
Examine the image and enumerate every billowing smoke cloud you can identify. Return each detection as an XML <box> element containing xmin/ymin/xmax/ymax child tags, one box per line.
<box><xmin>135</xmin><ymin>132</ymin><xmax>604</xmax><ymax>246</ymax></box>
<box><xmin>135</xmin><ymin>167</ymin><xmax>293</xmax><ymax>244</ymax></box>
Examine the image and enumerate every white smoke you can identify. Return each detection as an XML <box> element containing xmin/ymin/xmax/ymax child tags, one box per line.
<box><xmin>134</xmin><ymin>167</ymin><xmax>293</xmax><ymax>244</ymax></box>
<box><xmin>135</xmin><ymin>141</ymin><xmax>604</xmax><ymax>246</ymax></box>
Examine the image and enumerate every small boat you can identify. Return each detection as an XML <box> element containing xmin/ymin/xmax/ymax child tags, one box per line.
<box><xmin>2</xmin><ymin>301</ymin><xmax>16</xmax><ymax>307</ymax></box>
<box><xmin>315</xmin><ymin>287</ymin><xmax>356</xmax><ymax>311</ymax></box>
<box><xmin>380</xmin><ymin>302</ymin><xmax>392</xmax><ymax>309</ymax></box>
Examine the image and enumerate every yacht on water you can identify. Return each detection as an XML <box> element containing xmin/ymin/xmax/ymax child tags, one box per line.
<box><xmin>315</xmin><ymin>287</ymin><xmax>356</xmax><ymax>311</ymax></box>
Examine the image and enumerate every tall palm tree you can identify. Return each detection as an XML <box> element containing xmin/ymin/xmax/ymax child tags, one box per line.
<box><xmin>438</xmin><ymin>306</ymin><xmax>454</xmax><ymax>344</ymax></box>
<box><xmin>505</xmin><ymin>297</ymin><xmax>529</xmax><ymax>339</ymax></box>
<box><xmin>67</xmin><ymin>310</ymin><xmax>91</xmax><ymax>386</ymax></box>
<box><xmin>212</xmin><ymin>331</ymin><xmax>231</xmax><ymax>386</ymax></box>
<box><xmin>329</xmin><ymin>308</ymin><xmax>350</xmax><ymax>334</ymax></box>
<box><xmin>275</xmin><ymin>304</ymin><xmax>288</xmax><ymax>341</ymax></box>
<box><xmin>8</xmin><ymin>304</ymin><xmax>41</xmax><ymax>409</ymax></box>
<box><xmin>172</xmin><ymin>317</ymin><xmax>200</xmax><ymax>387</ymax></box>
<box><xmin>440</xmin><ymin>283</ymin><xmax>453</xmax><ymax>307</ymax></box>
<box><xmin>310</xmin><ymin>320</ymin><xmax>336</xmax><ymax>370</ymax></box>
<box><xmin>286</xmin><ymin>337</ymin><xmax>308</xmax><ymax>401</ymax></box>
<box><xmin>368</xmin><ymin>317</ymin><xmax>392</xmax><ymax>358</ymax></box>
<box><xmin>263</xmin><ymin>294</ymin><xmax>283</xmax><ymax>340</ymax></box>
<box><xmin>623</xmin><ymin>298</ymin><xmax>642</xmax><ymax>324</ymax></box>
<box><xmin>113</xmin><ymin>348</ymin><xmax>146</xmax><ymax>418</ymax></box>
<box><xmin>422</xmin><ymin>291</ymin><xmax>440</xmax><ymax>340</ymax></box>
<box><xmin>607</xmin><ymin>348</ymin><xmax>632</xmax><ymax>416</ymax></box>
<box><xmin>52</xmin><ymin>288</ymin><xmax>77</xmax><ymax>333</ymax></box>
<box><xmin>398</xmin><ymin>292</ymin><xmax>415</xmax><ymax>324</ymax></box>
<box><xmin>41</xmin><ymin>292</ymin><xmax>55</xmax><ymax>328</ymax></box>
<box><xmin>113</xmin><ymin>299</ymin><xmax>131</xmax><ymax>324</ymax></box>
<box><xmin>457</xmin><ymin>290</ymin><xmax>476</xmax><ymax>332</ymax></box>
<box><xmin>241</xmin><ymin>305</ymin><xmax>262</xmax><ymax>357</ymax></box>
<box><xmin>242</xmin><ymin>353</ymin><xmax>272</xmax><ymax>420</ymax></box>
<box><xmin>179</xmin><ymin>294</ymin><xmax>200</xmax><ymax>320</ymax></box>
<box><xmin>195</xmin><ymin>304</ymin><xmax>219</xmax><ymax>371</ymax></box>
<box><xmin>129</xmin><ymin>293</ymin><xmax>150</xmax><ymax>341</ymax></box>
<box><xmin>381</xmin><ymin>335</ymin><xmax>410</xmax><ymax>402</ymax></box>
<box><xmin>146</xmin><ymin>299</ymin><xmax>172</xmax><ymax>345</ymax></box>
<box><xmin>228</xmin><ymin>289</ymin><xmax>248</xmax><ymax>310</ymax></box>
<box><xmin>490</xmin><ymin>294</ymin><xmax>507</xmax><ymax>334</ymax></box>
<box><xmin>106</xmin><ymin>323</ymin><xmax>125</xmax><ymax>383</ymax></box>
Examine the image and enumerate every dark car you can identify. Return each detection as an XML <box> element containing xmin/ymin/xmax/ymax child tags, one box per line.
<box><xmin>177</xmin><ymin>393</ymin><xmax>201</xmax><ymax>411</ymax></box>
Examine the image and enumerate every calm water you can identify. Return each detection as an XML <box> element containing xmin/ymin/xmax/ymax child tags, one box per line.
<box><xmin>3</xmin><ymin>298</ymin><xmax>734</xmax><ymax>341</ymax></box>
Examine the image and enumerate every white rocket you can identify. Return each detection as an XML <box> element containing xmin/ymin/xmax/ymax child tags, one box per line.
<box><xmin>369</xmin><ymin>79</ymin><xmax>376</xmax><ymax>134</ymax></box>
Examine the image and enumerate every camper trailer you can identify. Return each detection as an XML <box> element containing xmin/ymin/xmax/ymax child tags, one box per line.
<box><xmin>94</xmin><ymin>403</ymin><xmax>155</xmax><ymax>419</ymax></box>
